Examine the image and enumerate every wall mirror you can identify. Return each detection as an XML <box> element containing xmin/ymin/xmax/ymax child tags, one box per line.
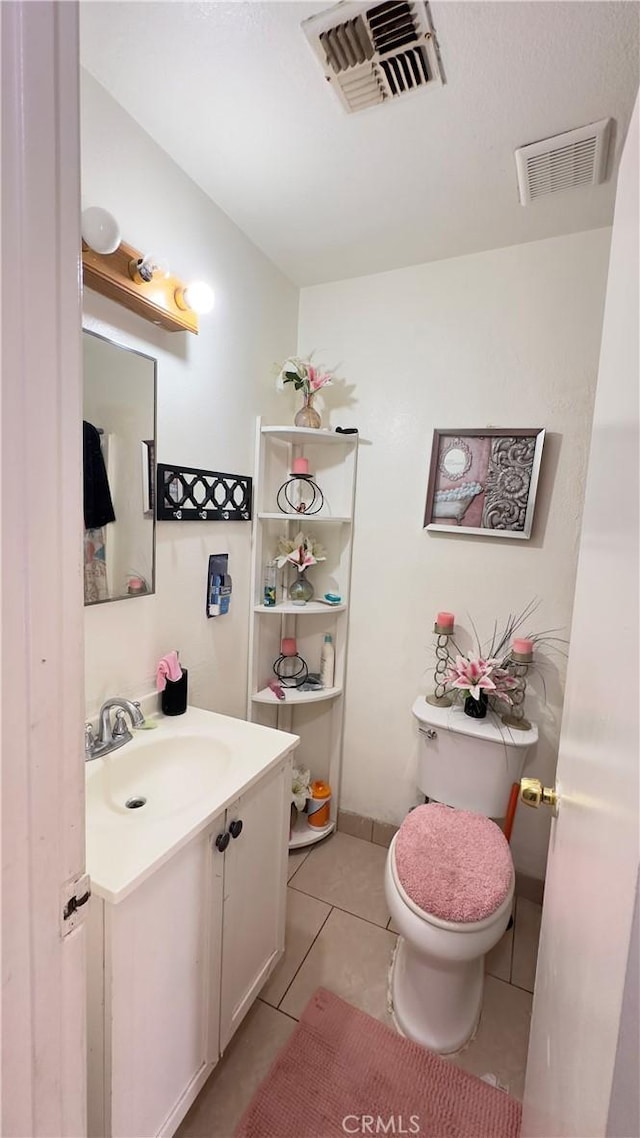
<box><xmin>83</xmin><ymin>329</ymin><xmax>156</xmax><ymax>605</ymax></box>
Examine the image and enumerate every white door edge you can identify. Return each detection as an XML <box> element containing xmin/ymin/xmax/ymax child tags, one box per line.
<box><xmin>1</xmin><ymin>3</ymin><xmax>86</xmax><ymax>1134</ymax></box>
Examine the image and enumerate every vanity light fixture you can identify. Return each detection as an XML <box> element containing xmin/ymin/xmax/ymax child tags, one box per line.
<box><xmin>82</xmin><ymin>235</ymin><xmax>203</xmax><ymax>334</ymax></box>
<box><xmin>174</xmin><ymin>281</ymin><xmax>215</xmax><ymax>316</ymax></box>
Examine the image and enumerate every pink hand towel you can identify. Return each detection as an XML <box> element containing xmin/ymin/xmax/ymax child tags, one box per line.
<box><xmin>156</xmin><ymin>651</ymin><xmax>183</xmax><ymax>692</ymax></box>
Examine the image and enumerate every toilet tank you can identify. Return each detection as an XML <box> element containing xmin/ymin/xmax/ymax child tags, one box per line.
<box><xmin>412</xmin><ymin>697</ymin><xmax>538</xmax><ymax>817</ymax></box>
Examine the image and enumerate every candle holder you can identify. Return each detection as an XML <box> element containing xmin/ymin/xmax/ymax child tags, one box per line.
<box><xmin>426</xmin><ymin>622</ymin><xmax>455</xmax><ymax>708</ymax></box>
<box><xmin>273</xmin><ymin>644</ymin><xmax>309</xmax><ymax>688</ymax></box>
<box><xmin>277</xmin><ymin>472</ymin><xmax>324</xmax><ymax>516</ymax></box>
<box><xmin>501</xmin><ymin>648</ymin><xmax>533</xmax><ymax>731</ymax></box>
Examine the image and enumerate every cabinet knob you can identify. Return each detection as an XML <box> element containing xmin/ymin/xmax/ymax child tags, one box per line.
<box><xmin>229</xmin><ymin>819</ymin><xmax>243</xmax><ymax>839</ymax></box>
<box><xmin>215</xmin><ymin>831</ymin><xmax>230</xmax><ymax>852</ymax></box>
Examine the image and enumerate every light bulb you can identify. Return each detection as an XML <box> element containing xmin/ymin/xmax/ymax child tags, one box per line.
<box><xmin>81</xmin><ymin>207</ymin><xmax>121</xmax><ymax>254</ymax></box>
<box><xmin>177</xmin><ymin>281</ymin><xmax>215</xmax><ymax>315</ymax></box>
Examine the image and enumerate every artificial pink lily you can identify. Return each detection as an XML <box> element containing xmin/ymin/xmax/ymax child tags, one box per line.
<box><xmin>446</xmin><ymin>654</ymin><xmax>519</xmax><ymax>703</ymax></box>
<box><xmin>288</xmin><ymin>545</ymin><xmax>315</xmax><ymax>571</ymax></box>
<box><xmin>276</xmin><ymin>355</ymin><xmax>337</xmax><ymax>396</ymax></box>
<box><xmin>308</xmin><ymin>366</ymin><xmax>333</xmax><ymax>392</ymax></box>
<box><xmin>446</xmin><ymin>654</ymin><xmax>502</xmax><ymax>700</ymax></box>
<box><xmin>275</xmin><ymin>531</ymin><xmax>326</xmax><ymax>574</ymax></box>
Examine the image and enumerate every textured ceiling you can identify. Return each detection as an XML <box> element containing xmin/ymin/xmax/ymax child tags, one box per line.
<box><xmin>80</xmin><ymin>1</ymin><xmax>639</xmax><ymax>286</ymax></box>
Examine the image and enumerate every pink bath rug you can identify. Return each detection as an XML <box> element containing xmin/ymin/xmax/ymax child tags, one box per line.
<box><xmin>234</xmin><ymin>988</ymin><xmax>522</xmax><ymax>1138</ymax></box>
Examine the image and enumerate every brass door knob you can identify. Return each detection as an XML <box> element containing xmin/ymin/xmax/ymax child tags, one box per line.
<box><xmin>520</xmin><ymin>777</ymin><xmax>558</xmax><ymax>810</ymax></box>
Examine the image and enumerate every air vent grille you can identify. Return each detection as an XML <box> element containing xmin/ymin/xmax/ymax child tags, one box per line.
<box><xmin>367</xmin><ymin>1</ymin><xmax>419</xmax><ymax>53</ymax></box>
<box><xmin>303</xmin><ymin>1</ymin><xmax>443</xmax><ymax>114</ymax></box>
<box><xmin>526</xmin><ymin>138</ymin><xmax>597</xmax><ymax>199</ymax></box>
<box><xmin>515</xmin><ymin>119</ymin><xmax>611</xmax><ymax>205</ymax></box>
<box><xmin>339</xmin><ymin>63</ymin><xmax>386</xmax><ymax>111</ymax></box>
<box><xmin>319</xmin><ymin>16</ymin><xmax>373</xmax><ymax>73</ymax></box>
<box><xmin>380</xmin><ymin>45</ymin><xmax>429</xmax><ymax>94</ymax></box>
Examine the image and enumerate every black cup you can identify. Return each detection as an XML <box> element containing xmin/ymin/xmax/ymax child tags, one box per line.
<box><xmin>161</xmin><ymin>669</ymin><xmax>188</xmax><ymax>716</ymax></box>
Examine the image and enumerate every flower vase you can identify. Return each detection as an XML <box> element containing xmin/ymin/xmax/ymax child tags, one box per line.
<box><xmin>288</xmin><ymin>568</ymin><xmax>314</xmax><ymax>606</ymax></box>
<box><xmin>464</xmin><ymin>691</ymin><xmax>488</xmax><ymax>719</ymax></box>
<box><xmin>294</xmin><ymin>393</ymin><xmax>321</xmax><ymax>429</ymax></box>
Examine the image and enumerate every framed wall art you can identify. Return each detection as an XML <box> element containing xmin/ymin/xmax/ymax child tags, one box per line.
<box><xmin>423</xmin><ymin>428</ymin><xmax>545</xmax><ymax>539</ymax></box>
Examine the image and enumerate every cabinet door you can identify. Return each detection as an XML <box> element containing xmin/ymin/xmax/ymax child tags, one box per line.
<box><xmin>107</xmin><ymin>813</ymin><xmax>225</xmax><ymax>1138</ymax></box>
<box><xmin>219</xmin><ymin>760</ymin><xmax>290</xmax><ymax>1051</ymax></box>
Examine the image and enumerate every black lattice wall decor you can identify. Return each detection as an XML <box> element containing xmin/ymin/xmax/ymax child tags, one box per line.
<box><xmin>157</xmin><ymin>463</ymin><xmax>253</xmax><ymax>522</ymax></box>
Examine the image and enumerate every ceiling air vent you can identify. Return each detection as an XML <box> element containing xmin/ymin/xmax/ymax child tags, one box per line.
<box><xmin>302</xmin><ymin>1</ymin><xmax>444</xmax><ymax>114</ymax></box>
<box><xmin>515</xmin><ymin>119</ymin><xmax>611</xmax><ymax>205</ymax></box>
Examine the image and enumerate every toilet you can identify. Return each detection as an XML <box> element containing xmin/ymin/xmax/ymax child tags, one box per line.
<box><xmin>385</xmin><ymin>697</ymin><xmax>538</xmax><ymax>1054</ymax></box>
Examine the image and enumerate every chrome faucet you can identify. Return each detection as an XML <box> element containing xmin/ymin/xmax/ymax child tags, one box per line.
<box><xmin>85</xmin><ymin>698</ymin><xmax>145</xmax><ymax>761</ymax></box>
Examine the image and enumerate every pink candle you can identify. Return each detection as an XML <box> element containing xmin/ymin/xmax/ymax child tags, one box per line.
<box><xmin>513</xmin><ymin>637</ymin><xmax>534</xmax><ymax>655</ymax></box>
<box><xmin>292</xmin><ymin>457</ymin><xmax>309</xmax><ymax>476</ymax></box>
<box><xmin>436</xmin><ymin>611</ymin><xmax>455</xmax><ymax>631</ymax></box>
<box><xmin>281</xmin><ymin>637</ymin><xmax>297</xmax><ymax>657</ymax></box>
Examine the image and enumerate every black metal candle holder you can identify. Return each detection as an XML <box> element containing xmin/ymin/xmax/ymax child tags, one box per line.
<box><xmin>273</xmin><ymin>651</ymin><xmax>309</xmax><ymax>689</ymax></box>
<box><xmin>277</xmin><ymin>473</ymin><xmax>324</xmax><ymax>516</ymax></box>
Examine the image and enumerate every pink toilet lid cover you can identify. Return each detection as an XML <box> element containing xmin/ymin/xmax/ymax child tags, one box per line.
<box><xmin>394</xmin><ymin>803</ymin><xmax>513</xmax><ymax>923</ymax></box>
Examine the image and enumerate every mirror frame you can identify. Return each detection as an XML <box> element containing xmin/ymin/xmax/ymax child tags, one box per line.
<box><xmin>83</xmin><ymin>327</ymin><xmax>157</xmax><ymax>605</ymax></box>
<box><xmin>440</xmin><ymin>441</ymin><xmax>472</xmax><ymax>480</ymax></box>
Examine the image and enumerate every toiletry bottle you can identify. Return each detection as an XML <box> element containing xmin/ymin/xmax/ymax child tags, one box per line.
<box><xmin>308</xmin><ymin>780</ymin><xmax>332</xmax><ymax>828</ymax></box>
<box><xmin>320</xmin><ymin>634</ymin><xmax>335</xmax><ymax>689</ymax></box>
<box><xmin>263</xmin><ymin>560</ymin><xmax>277</xmax><ymax>607</ymax></box>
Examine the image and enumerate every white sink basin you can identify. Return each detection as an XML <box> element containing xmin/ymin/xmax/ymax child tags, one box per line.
<box><xmin>86</xmin><ymin>706</ymin><xmax>299</xmax><ymax>904</ymax></box>
<box><xmin>86</xmin><ymin>733</ymin><xmax>233</xmax><ymax>819</ymax></box>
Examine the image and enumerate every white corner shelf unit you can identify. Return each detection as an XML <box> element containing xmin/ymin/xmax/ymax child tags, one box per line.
<box><xmin>248</xmin><ymin>419</ymin><xmax>358</xmax><ymax>851</ymax></box>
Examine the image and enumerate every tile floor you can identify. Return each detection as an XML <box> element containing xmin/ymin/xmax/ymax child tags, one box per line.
<box><xmin>178</xmin><ymin>831</ymin><xmax>542</xmax><ymax>1137</ymax></box>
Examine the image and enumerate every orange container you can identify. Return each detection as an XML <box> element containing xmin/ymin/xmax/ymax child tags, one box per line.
<box><xmin>308</xmin><ymin>780</ymin><xmax>332</xmax><ymax>828</ymax></box>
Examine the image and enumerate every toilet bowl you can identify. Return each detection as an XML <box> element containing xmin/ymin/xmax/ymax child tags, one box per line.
<box><xmin>385</xmin><ymin>803</ymin><xmax>514</xmax><ymax>1054</ymax></box>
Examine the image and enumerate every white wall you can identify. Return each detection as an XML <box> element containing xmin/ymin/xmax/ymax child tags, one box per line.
<box><xmin>82</xmin><ymin>71</ymin><xmax>298</xmax><ymax>719</ymax></box>
<box><xmin>298</xmin><ymin>229</ymin><xmax>611</xmax><ymax>878</ymax></box>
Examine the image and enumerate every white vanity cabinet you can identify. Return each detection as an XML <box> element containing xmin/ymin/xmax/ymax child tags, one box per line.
<box><xmin>220</xmin><ymin>765</ymin><xmax>290</xmax><ymax>1050</ymax></box>
<box><xmin>87</xmin><ymin>758</ymin><xmax>291</xmax><ymax>1138</ymax></box>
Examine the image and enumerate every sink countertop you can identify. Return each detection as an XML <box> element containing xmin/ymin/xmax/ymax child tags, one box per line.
<box><xmin>86</xmin><ymin>706</ymin><xmax>299</xmax><ymax>905</ymax></box>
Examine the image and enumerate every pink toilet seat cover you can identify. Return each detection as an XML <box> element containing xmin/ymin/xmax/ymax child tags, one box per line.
<box><xmin>394</xmin><ymin>803</ymin><xmax>513</xmax><ymax>923</ymax></box>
